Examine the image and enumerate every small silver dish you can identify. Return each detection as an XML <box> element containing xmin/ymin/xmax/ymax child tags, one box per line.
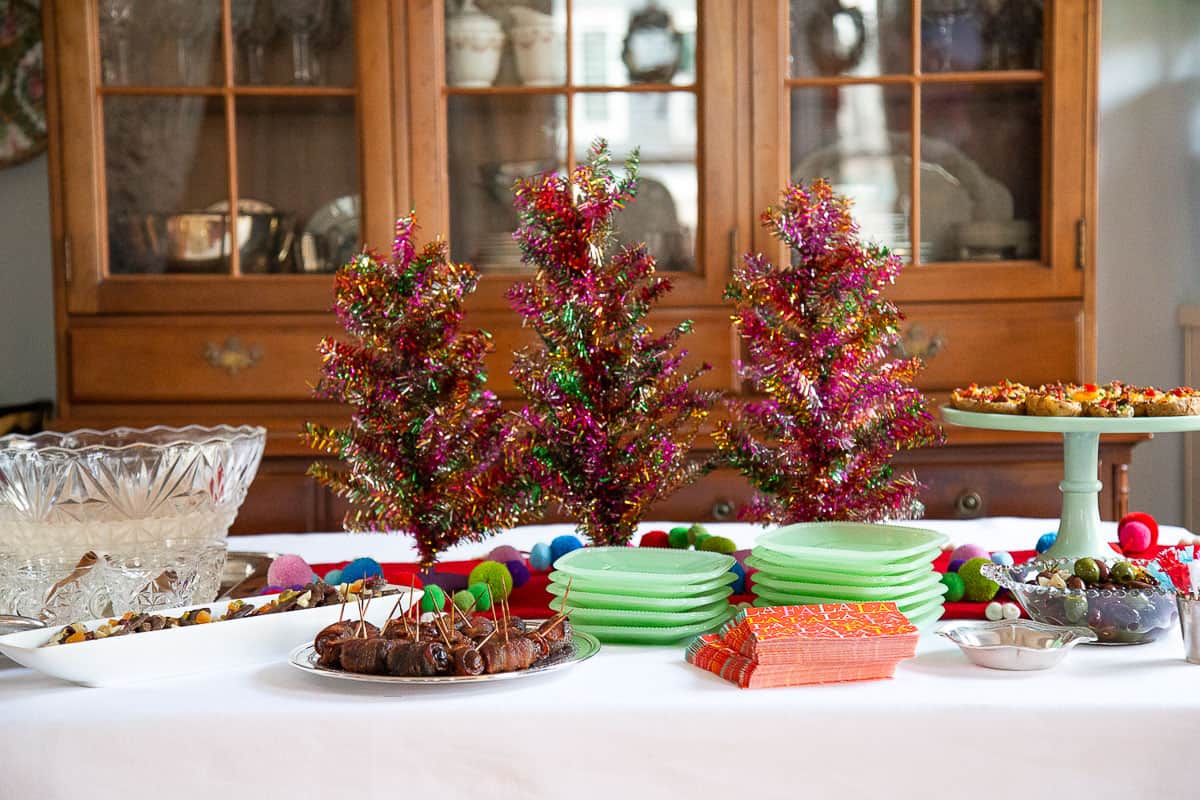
<box><xmin>936</xmin><ymin>619</ymin><xmax>1096</xmax><ymax>671</ymax></box>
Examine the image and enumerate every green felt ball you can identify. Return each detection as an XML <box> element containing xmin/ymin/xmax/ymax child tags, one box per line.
<box><xmin>468</xmin><ymin>582</ymin><xmax>492</xmax><ymax>611</ymax></box>
<box><xmin>688</xmin><ymin>523</ymin><xmax>710</xmax><ymax>540</ymax></box>
<box><xmin>940</xmin><ymin>572</ymin><xmax>965</xmax><ymax>603</ymax></box>
<box><xmin>468</xmin><ymin>560</ymin><xmax>513</xmax><ymax>600</ymax></box>
<box><xmin>958</xmin><ymin>557</ymin><xmax>999</xmax><ymax>602</ymax></box>
<box><xmin>699</xmin><ymin>536</ymin><xmax>737</xmax><ymax>555</ymax></box>
<box><xmin>693</xmin><ymin>532</ymin><xmax>712</xmax><ymax>549</ymax></box>
<box><xmin>420</xmin><ymin>584</ymin><xmax>446</xmax><ymax>613</ymax></box>
<box><xmin>452</xmin><ymin>590</ymin><xmax>476</xmax><ymax>612</ymax></box>
<box><xmin>667</xmin><ymin>528</ymin><xmax>692</xmax><ymax>549</ymax></box>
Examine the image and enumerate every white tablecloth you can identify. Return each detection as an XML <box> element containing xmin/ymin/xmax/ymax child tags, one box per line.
<box><xmin>3</xmin><ymin>519</ymin><xmax>1199</xmax><ymax>799</ymax></box>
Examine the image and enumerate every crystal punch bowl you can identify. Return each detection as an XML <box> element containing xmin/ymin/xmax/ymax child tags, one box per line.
<box><xmin>0</xmin><ymin>426</ymin><xmax>264</xmax><ymax>619</ymax></box>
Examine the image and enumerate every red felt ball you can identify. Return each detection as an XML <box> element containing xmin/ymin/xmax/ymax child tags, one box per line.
<box><xmin>1118</xmin><ymin>520</ymin><xmax>1152</xmax><ymax>555</ymax></box>
<box><xmin>1119</xmin><ymin>512</ymin><xmax>1158</xmax><ymax>552</ymax></box>
<box><xmin>640</xmin><ymin>530</ymin><xmax>670</xmax><ymax>548</ymax></box>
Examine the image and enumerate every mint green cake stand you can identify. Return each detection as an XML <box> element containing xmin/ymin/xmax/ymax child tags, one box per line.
<box><xmin>941</xmin><ymin>407</ymin><xmax>1200</xmax><ymax>560</ymax></box>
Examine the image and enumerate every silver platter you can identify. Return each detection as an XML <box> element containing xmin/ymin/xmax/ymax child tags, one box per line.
<box><xmin>288</xmin><ymin>630</ymin><xmax>600</xmax><ymax>685</ymax></box>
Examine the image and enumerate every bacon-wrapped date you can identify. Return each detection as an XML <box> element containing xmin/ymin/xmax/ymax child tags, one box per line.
<box><xmin>315</xmin><ymin>620</ymin><xmax>379</xmax><ymax>655</ymax></box>
<box><xmin>448</xmin><ymin>643</ymin><xmax>484</xmax><ymax>676</ymax></box>
<box><xmin>384</xmin><ymin>640</ymin><xmax>450</xmax><ymax>676</ymax></box>
<box><xmin>337</xmin><ymin>636</ymin><xmax>391</xmax><ymax>674</ymax></box>
<box><xmin>479</xmin><ymin>636</ymin><xmax>539</xmax><ymax>674</ymax></box>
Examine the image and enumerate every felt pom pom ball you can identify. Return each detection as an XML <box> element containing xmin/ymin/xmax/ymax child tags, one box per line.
<box><xmin>341</xmin><ymin>557</ymin><xmax>383</xmax><ymax>584</ymax></box>
<box><xmin>420</xmin><ymin>584</ymin><xmax>446</xmax><ymax>613</ymax></box>
<box><xmin>1118</xmin><ymin>512</ymin><xmax>1158</xmax><ymax>555</ymax></box>
<box><xmin>487</xmin><ymin>545</ymin><xmax>523</xmax><ymax>564</ymax></box>
<box><xmin>729</xmin><ymin>562</ymin><xmax>746</xmax><ymax>594</ymax></box>
<box><xmin>323</xmin><ymin>568</ymin><xmax>343</xmax><ymax>585</ymax></box>
<box><xmin>947</xmin><ymin>559</ymin><xmax>965</xmax><ymax>574</ymax></box>
<box><xmin>940</xmin><ymin>572</ymin><xmax>965</xmax><ymax>602</ymax></box>
<box><xmin>1002</xmin><ymin>602</ymin><xmax>1022</xmax><ymax>620</ymax></box>
<box><xmin>688</xmin><ymin>523</ymin><xmax>710</xmax><ymax>539</ymax></box>
<box><xmin>667</xmin><ymin>528</ymin><xmax>691</xmax><ymax>549</ymax></box>
<box><xmin>452</xmin><ymin>590</ymin><xmax>476</xmax><ymax>612</ymax></box>
<box><xmin>468</xmin><ymin>560</ymin><xmax>513</xmax><ymax>600</ymax></box>
<box><xmin>640</xmin><ymin>530</ymin><xmax>670</xmax><ymax>548</ymax></box>
<box><xmin>505</xmin><ymin>559</ymin><xmax>530</xmax><ymax>588</ymax></box>
<box><xmin>984</xmin><ymin>601</ymin><xmax>1005</xmax><ymax>621</ymax></box>
<box><xmin>550</xmin><ymin>535</ymin><xmax>583</xmax><ymax>563</ymax></box>
<box><xmin>1035</xmin><ymin>532</ymin><xmax>1057</xmax><ymax>554</ymax></box>
<box><xmin>950</xmin><ymin>544</ymin><xmax>989</xmax><ymax>564</ymax></box>
<box><xmin>693</xmin><ymin>533</ymin><xmax>712</xmax><ymax>549</ymax></box>
<box><xmin>468</xmin><ymin>582</ymin><xmax>492</xmax><ymax>611</ymax></box>
<box><xmin>699</xmin><ymin>536</ymin><xmax>737</xmax><ymax>555</ymax></box>
<box><xmin>990</xmin><ymin>551</ymin><xmax>1014</xmax><ymax>567</ymax></box>
<box><xmin>959</xmin><ymin>557</ymin><xmax>1000</xmax><ymax>602</ymax></box>
<box><xmin>267</xmin><ymin>554</ymin><xmax>313</xmax><ymax>589</ymax></box>
<box><xmin>529</xmin><ymin>542</ymin><xmax>553</xmax><ymax>571</ymax></box>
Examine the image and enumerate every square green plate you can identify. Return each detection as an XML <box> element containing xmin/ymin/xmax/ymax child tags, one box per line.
<box><xmin>573</xmin><ymin>607</ymin><xmax>738</xmax><ymax>645</ymax></box>
<box><xmin>546</xmin><ymin>581</ymin><xmax>733</xmax><ymax>611</ymax></box>
<box><xmin>749</xmin><ymin>569</ymin><xmax>941</xmax><ymax>600</ymax></box>
<box><xmin>751</xmin><ymin>579</ymin><xmax>948</xmax><ymax>612</ymax></box>
<box><xmin>549</xmin><ymin>597</ymin><xmax>732</xmax><ymax>627</ymax></box>
<box><xmin>750</xmin><ymin>543</ymin><xmax>943</xmax><ymax>576</ymax></box>
<box><xmin>547</xmin><ymin>570</ymin><xmax>737</xmax><ymax>598</ymax></box>
<box><xmin>757</xmin><ymin>522</ymin><xmax>948</xmax><ymax>564</ymax></box>
<box><xmin>552</xmin><ymin>547</ymin><xmax>736</xmax><ymax>587</ymax></box>
<box><xmin>744</xmin><ymin>554</ymin><xmax>934</xmax><ymax>586</ymax></box>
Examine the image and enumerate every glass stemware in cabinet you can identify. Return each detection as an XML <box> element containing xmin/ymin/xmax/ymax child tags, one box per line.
<box><xmin>274</xmin><ymin>0</ymin><xmax>328</xmax><ymax>85</ymax></box>
<box><xmin>98</xmin><ymin>0</ymin><xmax>135</xmax><ymax>85</ymax></box>
<box><xmin>232</xmin><ymin>0</ymin><xmax>278</xmax><ymax>85</ymax></box>
<box><xmin>160</xmin><ymin>0</ymin><xmax>223</xmax><ymax>86</ymax></box>
<box><xmin>789</xmin><ymin>0</ymin><xmax>911</xmax><ymax>78</ymax></box>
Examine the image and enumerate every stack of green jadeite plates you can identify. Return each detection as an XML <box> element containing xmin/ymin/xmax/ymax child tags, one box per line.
<box><xmin>548</xmin><ymin>547</ymin><xmax>738</xmax><ymax>645</ymax></box>
<box><xmin>748</xmin><ymin>522</ymin><xmax>950</xmax><ymax>629</ymax></box>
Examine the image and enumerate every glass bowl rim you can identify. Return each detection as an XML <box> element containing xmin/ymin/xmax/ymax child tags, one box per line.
<box><xmin>0</xmin><ymin>425</ymin><xmax>266</xmax><ymax>457</ymax></box>
<box><xmin>983</xmin><ymin>557</ymin><xmax>1175</xmax><ymax>601</ymax></box>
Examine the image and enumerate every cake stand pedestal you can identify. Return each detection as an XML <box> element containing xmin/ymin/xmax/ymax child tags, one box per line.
<box><xmin>941</xmin><ymin>408</ymin><xmax>1200</xmax><ymax>560</ymax></box>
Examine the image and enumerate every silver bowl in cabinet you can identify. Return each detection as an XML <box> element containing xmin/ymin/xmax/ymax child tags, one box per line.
<box><xmin>936</xmin><ymin>619</ymin><xmax>1096</xmax><ymax>670</ymax></box>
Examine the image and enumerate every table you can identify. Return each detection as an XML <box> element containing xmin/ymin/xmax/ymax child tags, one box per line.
<box><xmin>4</xmin><ymin>519</ymin><xmax>1199</xmax><ymax>799</ymax></box>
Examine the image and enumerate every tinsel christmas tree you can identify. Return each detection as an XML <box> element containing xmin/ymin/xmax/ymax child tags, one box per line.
<box><xmin>714</xmin><ymin>179</ymin><xmax>943</xmax><ymax>524</ymax></box>
<box><xmin>305</xmin><ymin>216</ymin><xmax>535</xmax><ymax>567</ymax></box>
<box><xmin>507</xmin><ymin>141</ymin><xmax>718</xmax><ymax>546</ymax></box>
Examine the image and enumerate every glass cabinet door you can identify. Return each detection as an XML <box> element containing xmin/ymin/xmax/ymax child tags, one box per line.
<box><xmin>753</xmin><ymin>0</ymin><xmax>1085</xmax><ymax>302</ymax></box>
<box><xmin>56</xmin><ymin>0</ymin><xmax>394</xmax><ymax>312</ymax></box>
<box><xmin>409</xmin><ymin>0</ymin><xmax>736</xmax><ymax>308</ymax></box>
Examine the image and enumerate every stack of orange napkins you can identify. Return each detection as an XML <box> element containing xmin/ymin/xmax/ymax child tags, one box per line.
<box><xmin>685</xmin><ymin>602</ymin><xmax>919</xmax><ymax>689</ymax></box>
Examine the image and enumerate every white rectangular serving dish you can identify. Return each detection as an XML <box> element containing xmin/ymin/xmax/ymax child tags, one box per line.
<box><xmin>0</xmin><ymin>587</ymin><xmax>420</xmax><ymax>687</ymax></box>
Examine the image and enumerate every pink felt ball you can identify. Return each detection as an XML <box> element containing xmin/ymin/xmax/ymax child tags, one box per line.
<box><xmin>267</xmin><ymin>554</ymin><xmax>313</xmax><ymax>588</ymax></box>
<box><xmin>487</xmin><ymin>545</ymin><xmax>523</xmax><ymax>564</ymax></box>
<box><xmin>1118</xmin><ymin>520</ymin><xmax>1152</xmax><ymax>555</ymax></box>
<box><xmin>949</xmin><ymin>543</ymin><xmax>990</xmax><ymax>564</ymax></box>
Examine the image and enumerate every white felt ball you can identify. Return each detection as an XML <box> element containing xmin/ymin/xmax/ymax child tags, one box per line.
<box><xmin>984</xmin><ymin>601</ymin><xmax>1004</xmax><ymax>621</ymax></box>
<box><xmin>1002</xmin><ymin>602</ymin><xmax>1021</xmax><ymax>620</ymax></box>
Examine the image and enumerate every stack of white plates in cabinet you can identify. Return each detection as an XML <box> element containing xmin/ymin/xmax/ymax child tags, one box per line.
<box><xmin>746</xmin><ymin>523</ymin><xmax>949</xmax><ymax>629</ymax></box>
<box><xmin>546</xmin><ymin>547</ymin><xmax>738</xmax><ymax>645</ymax></box>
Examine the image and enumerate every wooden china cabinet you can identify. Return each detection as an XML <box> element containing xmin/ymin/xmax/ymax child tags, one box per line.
<box><xmin>43</xmin><ymin>0</ymin><xmax>1136</xmax><ymax>535</ymax></box>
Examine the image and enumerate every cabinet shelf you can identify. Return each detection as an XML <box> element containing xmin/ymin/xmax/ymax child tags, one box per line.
<box><xmin>99</xmin><ymin>85</ymin><xmax>357</xmax><ymax>97</ymax></box>
<box><xmin>783</xmin><ymin>71</ymin><xmax>1043</xmax><ymax>88</ymax></box>
<box><xmin>444</xmin><ymin>83</ymin><xmax>696</xmax><ymax>96</ymax></box>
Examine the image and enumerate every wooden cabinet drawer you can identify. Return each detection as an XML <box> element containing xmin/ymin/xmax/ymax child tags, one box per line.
<box><xmin>897</xmin><ymin>300</ymin><xmax>1083</xmax><ymax>390</ymax></box>
<box><xmin>70</xmin><ymin>320</ymin><xmax>335</xmax><ymax>402</ymax></box>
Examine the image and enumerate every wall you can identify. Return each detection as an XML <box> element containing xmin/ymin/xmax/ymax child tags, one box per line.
<box><xmin>0</xmin><ymin>153</ymin><xmax>54</xmax><ymax>408</ymax></box>
<box><xmin>1098</xmin><ymin>0</ymin><xmax>1200</xmax><ymax>526</ymax></box>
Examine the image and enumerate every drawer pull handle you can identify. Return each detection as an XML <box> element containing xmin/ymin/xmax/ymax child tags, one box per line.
<box><xmin>204</xmin><ymin>337</ymin><xmax>262</xmax><ymax>376</ymax></box>
<box><xmin>954</xmin><ymin>489</ymin><xmax>984</xmax><ymax>519</ymax></box>
<box><xmin>891</xmin><ymin>325</ymin><xmax>946</xmax><ymax>363</ymax></box>
<box><xmin>712</xmin><ymin>500</ymin><xmax>735</xmax><ymax>521</ymax></box>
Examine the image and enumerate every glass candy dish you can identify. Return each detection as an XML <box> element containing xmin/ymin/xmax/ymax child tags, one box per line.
<box><xmin>983</xmin><ymin>559</ymin><xmax>1178</xmax><ymax>645</ymax></box>
<box><xmin>0</xmin><ymin>425</ymin><xmax>264</xmax><ymax>556</ymax></box>
<box><xmin>0</xmin><ymin>538</ymin><xmax>227</xmax><ymax>624</ymax></box>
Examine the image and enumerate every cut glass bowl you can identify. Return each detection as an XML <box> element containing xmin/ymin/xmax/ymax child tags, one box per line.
<box><xmin>983</xmin><ymin>558</ymin><xmax>1178</xmax><ymax>645</ymax></box>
